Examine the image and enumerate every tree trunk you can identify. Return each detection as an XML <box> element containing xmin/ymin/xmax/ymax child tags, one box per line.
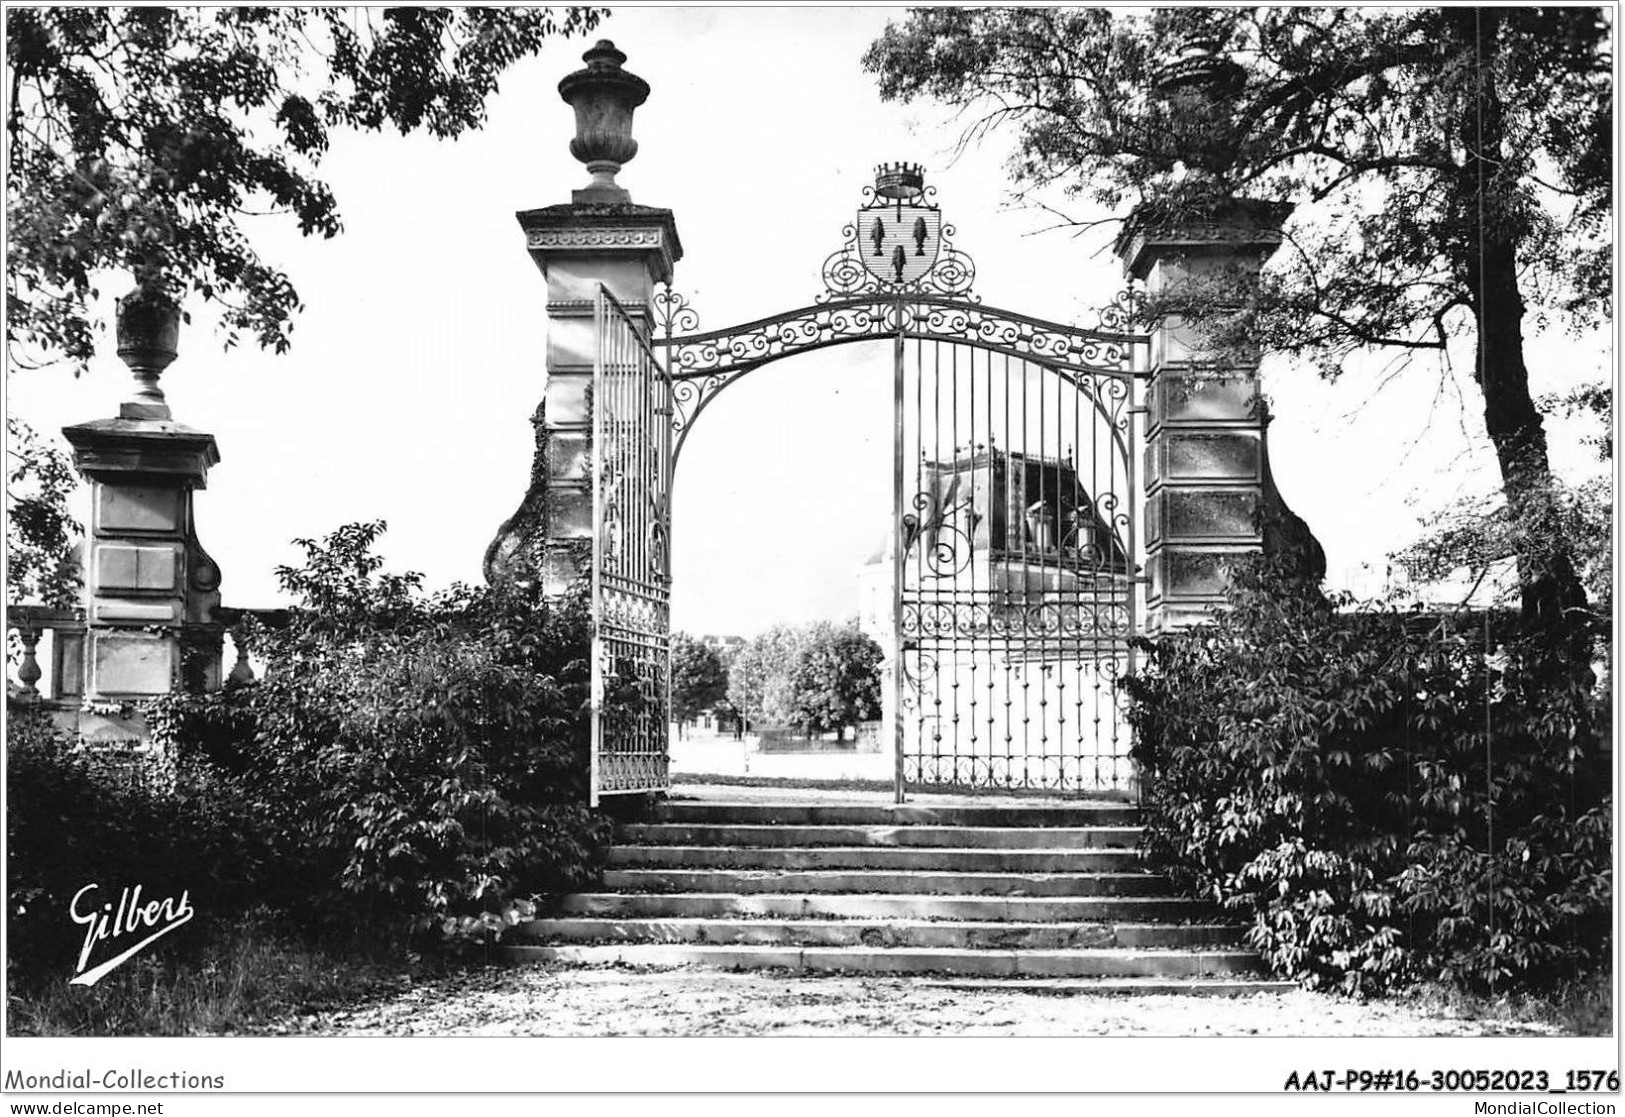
<box><xmin>1455</xmin><ymin>8</ymin><xmax>1590</xmax><ymax>635</ymax></box>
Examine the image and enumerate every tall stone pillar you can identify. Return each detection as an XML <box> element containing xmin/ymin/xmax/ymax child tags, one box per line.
<box><xmin>1117</xmin><ymin>199</ymin><xmax>1294</xmax><ymax>630</ymax></box>
<box><xmin>485</xmin><ymin>40</ymin><xmax>681</xmax><ymax>595</ymax></box>
<box><xmin>61</xmin><ymin>292</ymin><xmax>224</xmax><ymax>741</ymax></box>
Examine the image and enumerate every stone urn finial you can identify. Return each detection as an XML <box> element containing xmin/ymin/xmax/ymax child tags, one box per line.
<box><xmin>1152</xmin><ymin>37</ymin><xmax>1245</xmax><ymax>100</ymax></box>
<box><xmin>115</xmin><ymin>288</ymin><xmax>180</xmax><ymax>421</ymax></box>
<box><xmin>558</xmin><ymin>39</ymin><xmax>650</xmax><ymax>203</ymax></box>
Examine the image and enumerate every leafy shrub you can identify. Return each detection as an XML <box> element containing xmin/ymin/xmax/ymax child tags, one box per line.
<box><xmin>5</xmin><ymin>712</ymin><xmax>266</xmax><ymax>979</ymax></box>
<box><xmin>1123</xmin><ymin>558</ymin><xmax>1611</xmax><ymax>995</ymax></box>
<box><xmin>147</xmin><ymin>522</ymin><xmax>614</xmax><ymax>944</ymax></box>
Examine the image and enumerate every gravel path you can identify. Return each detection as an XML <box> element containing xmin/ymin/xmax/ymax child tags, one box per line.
<box><xmin>273</xmin><ymin>963</ymin><xmax>1563</xmax><ymax>1037</ymax></box>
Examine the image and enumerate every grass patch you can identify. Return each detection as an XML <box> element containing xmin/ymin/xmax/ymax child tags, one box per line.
<box><xmin>6</xmin><ymin>910</ymin><xmax>416</xmax><ymax>1036</ymax></box>
<box><xmin>1397</xmin><ymin>970</ymin><xmax>1614</xmax><ymax>1036</ymax></box>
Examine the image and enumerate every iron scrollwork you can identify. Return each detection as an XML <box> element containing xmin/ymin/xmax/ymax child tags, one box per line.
<box><xmin>653</xmin><ymin>168</ymin><xmax>1148</xmax><ymax>464</ymax></box>
<box><xmin>657</xmin><ymin>292</ymin><xmax>1143</xmax><ymax>464</ymax></box>
<box><xmin>901</xmin><ymin>478</ymin><xmax>976</xmax><ymax>579</ymax></box>
<box><xmin>899</xmin><ymin>597</ymin><xmax>1133</xmax><ymax>644</ymax></box>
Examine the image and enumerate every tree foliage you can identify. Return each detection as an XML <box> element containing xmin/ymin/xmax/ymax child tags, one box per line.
<box><xmin>1391</xmin><ymin>382</ymin><xmax>1613</xmax><ymax>616</ymax></box>
<box><xmin>785</xmin><ymin>620</ymin><xmax>884</xmax><ymax>737</ymax></box>
<box><xmin>726</xmin><ymin>623</ymin><xmax>808</xmax><ymax>727</ymax></box>
<box><xmin>864</xmin><ymin>7</ymin><xmax>1610</xmax><ymax>631</ymax></box>
<box><xmin>669</xmin><ymin>631</ymin><xmax>729</xmax><ymax>725</ymax></box>
<box><xmin>5</xmin><ymin>416</ymin><xmax>80</xmax><ymax>607</ymax></box>
<box><xmin>726</xmin><ymin>620</ymin><xmax>883</xmax><ymax>736</ymax></box>
<box><xmin>6</xmin><ymin>6</ymin><xmax>603</xmax><ymax>373</ymax></box>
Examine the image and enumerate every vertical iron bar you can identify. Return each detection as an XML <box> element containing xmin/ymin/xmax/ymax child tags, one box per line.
<box><xmin>1039</xmin><ymin>359</ymin><xmax>1049</xmax><ymax>788</ymax></box>
<box><xmin>965</xmin><ymin>338</ymin><xmax>979</xmax><ymax>774</ymax></box>
<box><xmin>1072</xmin><ymin>366</ymin><xmax>1084</xmax><ymax>791</ymax></box>
<box><xmin>660</xmin><ymin>316</ymin><xmax>674</xmax><ymax>792</ymax></box>
<box><xmin>985</xmin><ymin>346</ymin><xmax>995</xmax><ymax>760</ymax></box>
<box><xmin>994</xmin><ymin>349</ymin><xmax>1007</xmax><ymax>786</ymax></box>
<box><xmin>1018</xmin><ymin>355</ymin><xmax>1030</xmax><ymax>789</ymax></box>
<box><xmin>590</xmin><ymin>289</ymin><xmax>606</xmax><ymax>807</ymax></box>
<box><xmin>893</xmin><ymin>294</ymin><xmax>907</xmax><ymax>804</ymax></box>
<box><xmin>934</xmin><ymin>335</ymin><xmax>951</xmax><ymax>780</ymax></box>
<box><xmin>1125</xmin><ymin>359</ymin><xmax>1140</xmax><ymax>792</ymax></box>
<box><xmin>1108</xmin><ymin>369</ymin><xmax>1122</xmax><ymax>787</ymax></box>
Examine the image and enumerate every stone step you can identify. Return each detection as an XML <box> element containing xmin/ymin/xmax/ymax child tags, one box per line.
<box><xmin>504</xmin><ymin>942</ymin><xmax>1265</xmax><ymax>978</ymax></box>
<box><xmin>519</xmin><ymin>916</ymin><xmax>1246</xmax><ymax>950</ymax></box>
<box><xmin>557</xmin><ymin>892</ymin><xmax>1215</xmax><ymax>923</ymax></box>
<box><xmin>920</xmin><ymin>977</ymin><xmax>1297</xmax><ymax>997</ymax></box>
<box><xmin>608</xmin><ymin>845</ymin><xmax>1144</xmax><ymax>872</ymax></box>
<box><xmin>654</xmin><ymin>803</ymin><xmax>1141</xmax><ymax>828</ymax></box>
<box><xmin>601</xmin><ymin>868</ymin><xmax>1171</xmax><ymax>897</ymax></box>
<box><xmin>619</xmin><ymin>823</ymin><xmax>1144</xmax><ymax>849</ymax></box>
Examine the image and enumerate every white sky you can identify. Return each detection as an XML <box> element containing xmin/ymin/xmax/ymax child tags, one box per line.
<box><xmin>6</xmin><ymin>7</ymin><xmax>1611</xmax><ymax>635</ymax></box>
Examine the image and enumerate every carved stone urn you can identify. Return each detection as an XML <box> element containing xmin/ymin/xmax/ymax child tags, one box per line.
<box><xmin>557</xmin><ymin>39</ymin><xmax>649</xmax><ymax>203</ymax></box>
<box><xmin>115</xmin><ymin>287</ymin><xmax>180</xmax><ymax>420</ymax></box>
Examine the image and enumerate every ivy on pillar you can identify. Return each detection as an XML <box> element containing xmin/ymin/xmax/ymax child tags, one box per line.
<box><xmin>62</xmin><ymin>290</ymin><xmax>225</xmax><ymax>743</ymax></box>
<box><xmin>486</xmin><ymin>40</ymin><xmax>682</xmax><ymax>595</ymax></box>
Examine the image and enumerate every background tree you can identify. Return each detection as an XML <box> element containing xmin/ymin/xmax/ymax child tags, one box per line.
<box><xmin>6</xmin><ymin>8</ymin><xmax>601</xmax><ymax>609</ymax></box>
<box><xmin>7</xmin><ymin>7</ymin><xmax>603</xmax><ymax>373</ymax></box>
<box><xmin>725</xmin><ymin>624</ymin><xmax>808</xmax><ymax>729</ymax></box>
<box><xmin>6</xmin><ymin>416</ymin><xmax>80</xmax><ymax>608</ymax></box>
<box><xmin>785</xmin><ymin>620</ymin><xmax>883</xmax><ymax>739</ymax></box>
<box><xmin>1393</xmin><ymin>383</ymin><xmax>1613</xmax><ymax>619</ymax></box>
<box><xmin>864</xmin><ymin>7</ymin><xmax>1610</xmax><ymax>633</ymax></box>
<box><xmin>669</xmin><ymin>631</ymin><xmax>728</xmax><ymax>737</ymax></box>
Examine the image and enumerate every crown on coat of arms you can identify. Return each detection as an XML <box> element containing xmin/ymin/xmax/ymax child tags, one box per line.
<box><xmin>874</xmin><ymin>162</ymin><xmax>926</xmax><ymax>202</ymax></box>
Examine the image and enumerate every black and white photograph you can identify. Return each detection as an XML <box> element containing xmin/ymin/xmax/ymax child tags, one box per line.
<box><xmin>2</xmin><ymin>4</ymin><xmax>1617</xmax><ymax>1111</ymax></box>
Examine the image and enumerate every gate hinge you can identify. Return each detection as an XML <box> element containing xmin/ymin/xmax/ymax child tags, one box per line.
<box><xmin>1126</xmin><ymin>405</ymin><xmax>1150</xmax><ymax>416</ymax></box>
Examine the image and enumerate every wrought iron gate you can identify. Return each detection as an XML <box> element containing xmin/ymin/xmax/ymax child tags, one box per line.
<box><xmin>894</xmin><ymin>337</ymin><xmax>1136</xmax><ymax>792</ymax></box>
<box><xmin>647</xmin><ymin>165</ymin><xmax>1147</xmax><ymax>797</ymax></box>
<box><xmin>589</xmin><ymin>286</ymin><xmax>673</xmax><ymax>804</ymax></box>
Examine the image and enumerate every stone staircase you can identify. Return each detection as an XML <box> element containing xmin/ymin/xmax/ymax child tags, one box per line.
<box><xmin>509</xmin><ymin>797</ymin><xmax>1289</xmax><ymax>994</ymax></box>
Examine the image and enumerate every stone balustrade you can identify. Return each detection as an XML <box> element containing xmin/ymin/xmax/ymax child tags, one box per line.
<box><xmin>8</xmin><ymin>604</ymin><xmax>86</xmax><ymax>708</ymax></box>
<box><xmin>7</xmin><ymin>603</ymin><xmax>286</xmax><ymax>736</ymax></box>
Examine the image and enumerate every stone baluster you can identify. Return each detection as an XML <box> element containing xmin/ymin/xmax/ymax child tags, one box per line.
<box><xmin>14</xmin><ymin>625</ymin><xmax>43</xmax><ymax>699</ymax></box>
<box><xmin>227</xmin><ymin>627</ymin><xmax>256</xmax><ymax>686</ymax></box>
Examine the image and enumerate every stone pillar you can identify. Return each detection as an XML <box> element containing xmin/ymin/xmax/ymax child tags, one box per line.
<box><xmin>1117</xmin><ymin>199</ymin><xmax>1292</xmax><ymax>630</ymax></box>
<box><xmin>484</xmin><ymin>41</ymin><xmax>682</xmax><ymax>595</ymax></box>
<box><xmin>62</xmin><ymin>292</ymin><xmax>223</xmax><ymax>741</ymax></box>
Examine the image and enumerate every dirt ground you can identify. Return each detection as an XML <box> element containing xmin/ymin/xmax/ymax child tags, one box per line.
<box><xmin>274</xmin><ymin>962</ymin><xmax>1567</xmax><ymax>1038</ymax></box>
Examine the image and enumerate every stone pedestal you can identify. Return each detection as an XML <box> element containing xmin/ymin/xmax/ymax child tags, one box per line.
<box><xmin>483</xmin><ymin>203</ymin><xmax>682</xmax><ymax>594</ymax></box>
<box><xmin>61</xmin><ymin>418</ymin><xmax>222</xmax><ymax>738</ymax></box>
<box><xmin>1117</xmin><ymin>199</ymin><xmax>1300</xmax><ymax>629</ymax></box>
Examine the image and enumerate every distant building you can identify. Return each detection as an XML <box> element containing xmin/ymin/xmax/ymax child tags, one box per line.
<box><xmin>855</xmin><ymin>447</ymin><xmax>1137</xmax><ymax>783</ymax></box>
<box><xmin>859</xmin><ymin>447</ymin><xmax>1132</xmax><ymax>645</ymax></box>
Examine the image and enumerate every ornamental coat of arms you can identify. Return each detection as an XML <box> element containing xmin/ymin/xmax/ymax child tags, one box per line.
<box><xmin>856</xmin><ymin>163</ymin><xmax>941</xmax><ymax>286</ymax></box>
